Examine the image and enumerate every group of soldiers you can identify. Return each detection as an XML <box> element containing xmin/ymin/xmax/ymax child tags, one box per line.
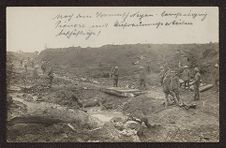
<box><xmin>21</xmin><ymin>59</ymin><xmax>54</xmax><ymax>88</ymax></box>
<box><xmin>110</xmin><ymin>62</ymin><xmax>219</xmax><ymax>108</ymax></box>
<box><xmin>159</xmin><ymin>65</ymin><xmax>198</xmax><ymax>105</ymax></box>
<box><xmin>159</xmin><ymin>63</ymin><xmax>218</xmax><ymax>107</ymax></box>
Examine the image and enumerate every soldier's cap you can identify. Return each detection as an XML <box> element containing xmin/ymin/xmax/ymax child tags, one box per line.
<box><xmin>194</xmin><ymin>67</ymin><xmax>199</xmax><ymax>72</ymax></box>
<box><xmin>214</xmin><ymin>63</ymin><xmax>219</xmax><ymax>67</ymax></box>
<box><xmin>184</xmin><ymin>65</ymin><xmax>188</xmax><ymax>68</ymax></box>
<box><xmin>115</xmin><ymin>66</ymin><xmax>118</xmax><ymax>69</ymax></box>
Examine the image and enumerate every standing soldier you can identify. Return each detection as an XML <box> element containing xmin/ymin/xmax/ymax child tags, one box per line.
<box><xmin>139</xmin><ymin>66</ymin><xmax>147</xmax><ymax>90</ymax></box>
<box><xmin>159</xmin><ymin>66</ymin><xmax>165</xmax><ymax>86</ymax></box>
<box><xmin>41</xmin><ymin>61</ymin><xmax>47</xmax><ymax>74</ymax></box>
<box><xmin>47</xmin><ymin>69</ymin><xmax>54</xmax><ymax>88</ymax></box>
<box><xmin>170</xmin><ymin>70</ymin><xmax>182</xmax><ymax>106</ymax></box>
<box><xmin>20</xmin><ymin>59</ymin><xmax>23</xmax><ymax>67</ymax></box>
<box><xmin>31</xmin><ymin>60</ymin><xmax>35</xmax><ymax>68</ymax></box>
<box><xmin>191</xmin><ymin>67</ymin><xmax>201</xmax><ymax>101</ymax></box>
<box><xmin>181</xmin><ymin>65</ymin><xmax>190</xmax><ymax>89</ymax></box>
<box><xmin>213</xmin><ymin>63</ymin><xmax>219</xmax><ymax>92</ymax></box>
<box><xmin>147</xmin><ymin>64</ymin><xmax>151</xmax><ymax>73</ymax></box>
<box><xmin>112</xmin><ymin>66</ymin><xmax>119</xmax><ymax>87</ymax></box>
<box><xmin>24</xmin><ymin>61</ymin><xmax>28</xmax><ymax>73</ymax></box>
<box><xmin>32</xmin><ymin>65</ymin><xmax>39</xmax><ymax>80</ymax></box>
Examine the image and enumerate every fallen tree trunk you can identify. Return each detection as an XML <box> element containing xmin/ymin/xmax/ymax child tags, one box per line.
<box><xmin>8</xmin><ymin>115</ymin><xmax>63</xmax><ymax>126</ymax></box>
<box><xmin>9</xmin><ymin>98</ymin><xmax>103</xmax><ymax>128</ymax></box>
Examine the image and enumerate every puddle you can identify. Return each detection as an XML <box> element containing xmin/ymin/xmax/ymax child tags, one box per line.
<box><xmin>91</xmin><ymin>114</ymin><xmax>113</xmax><ymax>122</ymax></box>
<box><xmin>87</xmin><ymin>107</ymin><xmax>126</xmax><ymax>123</ymax></box>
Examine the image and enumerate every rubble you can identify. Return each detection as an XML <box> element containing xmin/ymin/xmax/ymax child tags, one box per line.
<box><xmin>6</xmin><ymin>45</ymin><xmax>219</xmax><ymax>142</ymax></box>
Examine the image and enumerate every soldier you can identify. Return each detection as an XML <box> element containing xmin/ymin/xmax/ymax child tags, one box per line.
<box><xmin>213</xmin><ymin>63</ymin><xmax>219</xmax><ymax>92</ymax></box>
<box><xmin>162</xmin><ymin>67</ymin><xmax>172</xmax><ymax>107</ymax></box>
<box><xmin>159</xmin><ymin>66</ymin><xmax>165</xmax><ymax>86</ymax></box>
<box><xmin>147</xmin><ymin>64</ymin><xmax>151</xmax><ymax>73</ymax></box>
<box><xmin>41</xmin><ymin>61</ymin><xmax>47</xmax><ymax>74</ymax></box>
<box><xmin>20</xmin><ymin>59</ymin><xmax>23</xmax><ymax>67</ymax></box>
<box><xmin>31</xmin><ymin>60</ymin><xmax>35</xmax><ymax>68</ymax></box>
<box><xmin>139</xmin><ymin>66</ymin><xmax>147</xmax><ymax>90</ymax></box>
<box><xmin>24</xmin><ymin>61</ymin><xmax>28</xmax><ymax>73</ymax></box>
<box><xmin>170</xmin><ymin>70</ymin><xmax>182</xmax><ymax>105</ymax></box>
<box><xmin>190</xmin><ymin>67</ymin><xmax>201</xmax><ymax>101</ymax></box>
<box><xmin>47</xmin><ymin>69</ymin><xmax>54</xmax><ymax>88</ymax></box>
<box><xmin>112</xmin><ymin>66</ymin><xmax>119</xmax><ymax>87</ymax></box>
<box><xmin>181</xmin><ymin>65</ymin><xmax>190</xmax><ymax>89</ymax></box>
<box><xmin>32</xmin><ymin>65</ymin><xmax>39</xmax><ymax>80</ymax></box>
<box><xmin>162</xmin><ymin>68</ymin><xmax>182</xmax><ymax>107</ymax></box>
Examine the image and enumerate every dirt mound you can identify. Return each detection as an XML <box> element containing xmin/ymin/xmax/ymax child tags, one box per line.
<box><xmin>123</xmin><ymin>94</ymin><xmax>164</xmax><ymax>116</ymax></box>
<box><xmin>36</xmin><ymin>43</ymin><xmax>218</xmax><ymax>82</ymax></box>
<box><xmin>7</xmin><ymin>123</ymin><xmax>92</xmax><ymax>142</ymax></box>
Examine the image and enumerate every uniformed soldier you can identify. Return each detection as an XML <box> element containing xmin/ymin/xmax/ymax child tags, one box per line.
<box><xmin>32</xmin><ymin>65</ymin><xmax>39</xmax><ymax>80</ymax></box>
<box><xmin>20</xmin><ymin>59</ymin><xmax>23</xmax><ymax>66</ymax></box>
<box><xmin>213</xmin><ymin>63</ymin><xmax>219</xmax><ymax>92</ymax></box>
<box><xmin>181</xmin><ymin>65</ymin><xmax>190</xmax><ymax>89</ymax></box>
<box><xmin>112</xmin><ymin>66</ymin><xmax>119</xmax><ymax>87</ymax></box>
<box><xmin>31</xmin><ymin>61</ymin><xmax>35</xmax><ymax>68</ymax></box>
<box><xmin>147</xmin><ymin>64</ymin><xmax>151</xmax><ymax>73</ymax></box>
<box><xmin>24</xmin><ymin>61</ymin><xmax>28</xmax><ymax>73</ymax></box>
<box><xmin>139</xmin><ymin>66</ymin><xmax>147</xmax><ymax>90</ymax></box>
<box><xmin>170</xmin><ymin>70</ymin><xmax>181</xmax><ymax>105</ymax></box>
<box><xmin>159</xmin><ymin>66</ymin><xmax>165</xmax><ymax>86</ymax></box>
<box><xmin>162</xmin><ymin>67</ymin><xmax>172</xmax><ymax>107</ymax></box>
<box><xmin>47</xmin><ymin>69</ymin><xmax>54</xmax><ymax>88</ymax></box>
<box><xmin>41</xmin><ymin>61</ymin><xmax>47</xmax><ymax>74</ymax></box>
<box><xmin>162</xmin><ymin>68</ymin><xmax>182</xmax><ymax>107</ymax></box>
<box><xmin>191</xmin><ymin>67</ymin><xmax>201</xmax><ymax>101</ymax></box>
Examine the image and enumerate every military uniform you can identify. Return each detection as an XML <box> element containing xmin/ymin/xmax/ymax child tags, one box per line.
<box><xmin>48</xmin><ymin>70</ymin><xmax>54</xmax><ymax>88</ymax></box>
<box><xmin>112</xmin><ymin>67</ymin><xmax>119</xmax><ymax>87</ymax></box>
<box><xmin>24</xmin><ymin>63</ymin><xmax>28</xmax><ymax>72</ymax></box>
<box><xmin>162</xmin><ymin>70</ymin><xmax>181</xmax><ymax>106</ymax></box>
<box><xmin>170</xmin><ymin>72</ymin><xmax>181</xmax><ymax>105</ymax></box>
<box><xmin>159</xmin><ymin>69</ymin><xmax>165</xmax><ymax>86</ymax></box>
<box><xmin>139</xmin><ymin>69</ymin><xmax>147</xmax><ymax>89</ymax></box>
<box><xmin>213</xmin><ymin>65</ymin><xmax>219</xmax><ymax>92</ymax></box>
<box><xmin>182</xmin><ymin>68</ymin><xmax>190</xmax><ymax>89</ymax></box>
<box><xmin>41</xmin><ymin>62</ymin><xmax>47</xmax><ymax>74</ymax></box>
<box><xmin>32</xmin><ymin>66</ymin><xmax>39</xmax><ymax>79</ymax></box>
<box><xmin>193</xmin><ymin>71</ymin><xmax>201</xmax><ymax>101</ymax></box>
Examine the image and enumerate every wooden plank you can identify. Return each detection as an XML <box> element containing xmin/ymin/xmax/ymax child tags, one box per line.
<box><xmin>106</xmin><ymin>87</ymin><xmax>141</xmax><ymax>93</ymax></box>
<box><xmin>200</xmin><ymin>84</ymin><xmax>213</xmax><ymax>92</ymax></box>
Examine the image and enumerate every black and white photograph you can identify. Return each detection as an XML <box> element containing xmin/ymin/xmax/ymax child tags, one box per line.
<box><xmin>6</xmin><ymin>7</ymin><xmax>219</xmax><ymax>142</ymax></box>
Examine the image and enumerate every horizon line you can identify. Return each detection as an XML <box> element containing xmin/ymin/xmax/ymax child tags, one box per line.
<box><xmin>7</xmin><ymin>42</ymin><xmax>219</xmax><ymax>52</ymax></box>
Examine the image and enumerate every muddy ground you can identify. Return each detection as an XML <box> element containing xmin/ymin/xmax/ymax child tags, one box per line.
<box><xmin>6</xmin><ymin>61</ymin><xmax>219</xmax><ymax>142</ymax></box>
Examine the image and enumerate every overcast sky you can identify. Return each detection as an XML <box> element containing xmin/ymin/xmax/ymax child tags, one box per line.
<box><xmin>7</xmin><ymin>7</ymin><xmax>218</xmax><ymax>52</ymax></box>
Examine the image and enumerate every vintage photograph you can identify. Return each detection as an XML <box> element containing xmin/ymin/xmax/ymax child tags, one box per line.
<box><xmin>6</xmin><ymin>7</ymin><xmax>219</xmax><ymax>142</ymax></box>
